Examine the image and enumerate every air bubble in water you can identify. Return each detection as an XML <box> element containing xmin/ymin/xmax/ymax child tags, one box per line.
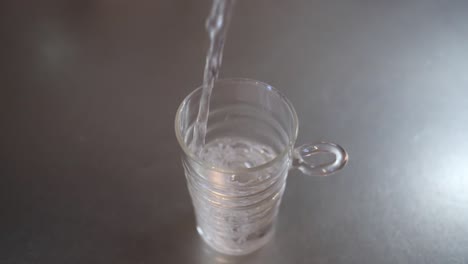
<box><xmin>244</xmin><ymin>161</ymin><xmax>253</xmax><ymax>168</ymax></box>
<box><xmin>230</xmin><ymin>174</ymin><xmax>237</xmax><ymax>181</ymax></box>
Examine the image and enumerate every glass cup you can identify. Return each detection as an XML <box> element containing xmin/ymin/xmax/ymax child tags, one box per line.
<box><xmin>175</xmin><ymin>78</ymin><xmax>348</xmax><ymax>255</ymax></box>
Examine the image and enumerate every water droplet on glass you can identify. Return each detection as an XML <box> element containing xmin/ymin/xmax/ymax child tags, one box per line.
<box><xmin>196</xmin><ymin>226</ymin><xmax>204</xmax><ymax>236</ymax></box>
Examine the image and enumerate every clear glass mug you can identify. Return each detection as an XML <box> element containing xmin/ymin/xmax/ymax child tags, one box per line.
<box><xmin>175</xmin><ymin>78</ymin><xmax>348</xmax><ymax>255</ymax></box>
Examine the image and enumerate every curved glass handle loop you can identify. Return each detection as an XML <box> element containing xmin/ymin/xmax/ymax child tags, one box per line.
<box><xmin>292</xmin><ymin>142</ymin><xmax>348</xmax><ymax>176</ymax></box>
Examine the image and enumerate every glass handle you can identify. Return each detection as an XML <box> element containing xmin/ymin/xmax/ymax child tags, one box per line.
<box><xmin>292</xmin><ymin>142</ymin><xmax>348</xmax><ymax>176</ymax></box>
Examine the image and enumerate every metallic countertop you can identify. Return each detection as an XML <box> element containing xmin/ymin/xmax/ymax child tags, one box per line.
<box><xmin>2</xmin><ymin>0</ymin><xmax>468</xmax><ymax>263</ymax></box>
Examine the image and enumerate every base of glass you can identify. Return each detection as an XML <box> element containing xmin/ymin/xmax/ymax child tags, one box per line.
<box><xmin>196</xmin><ymin>225</ymin><xmax>275</xmax><ymax>256</ymax></box>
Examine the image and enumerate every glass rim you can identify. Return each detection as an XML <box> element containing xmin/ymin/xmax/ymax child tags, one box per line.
<box><xmin>175</xmin><ymin>78</ymin><xmax>299</xmax><ymax>174</ymax></box>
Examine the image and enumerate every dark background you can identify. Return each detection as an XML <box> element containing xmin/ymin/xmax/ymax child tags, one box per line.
<box><xmin>2</xmin><ymin>0</ymin><xmax>468</xmax><ymax>263</ymax></box>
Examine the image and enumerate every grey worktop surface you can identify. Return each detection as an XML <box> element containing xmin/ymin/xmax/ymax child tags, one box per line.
<box><xmin>2</xmin><ymin>0</ymin><xmax>468</xmax><ymax>263</ymax></box>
